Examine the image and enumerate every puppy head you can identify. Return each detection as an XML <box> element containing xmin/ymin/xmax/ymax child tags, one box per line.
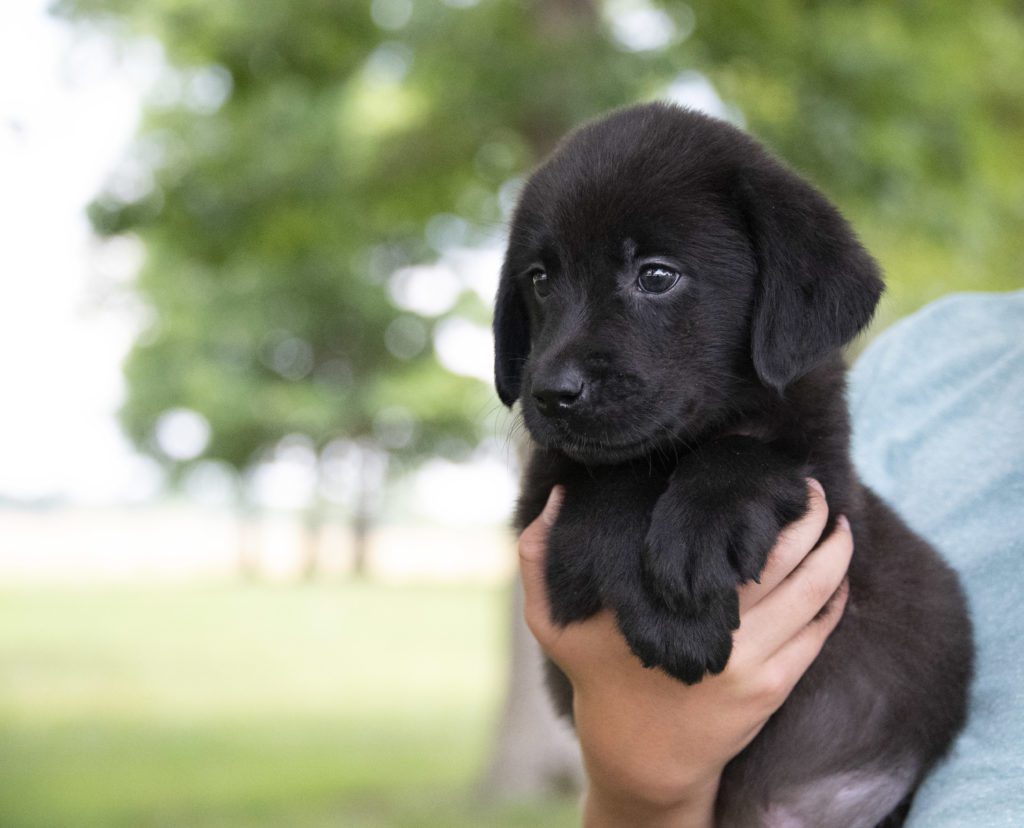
<box><xmin>494</xmin><ymin>103</ymin><xmax>882</xmax><ymax>463</ymax></box>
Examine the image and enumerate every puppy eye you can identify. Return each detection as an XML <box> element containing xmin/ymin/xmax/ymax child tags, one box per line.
<box><xmin>531</xmin><ymin>270</ymin><xmax>551</xmax><ymax>298</ymax></box>
<box><xmin>637</xmin><ymin>265</ymin><xmax>680</xmax><ymax>295</ymax></box>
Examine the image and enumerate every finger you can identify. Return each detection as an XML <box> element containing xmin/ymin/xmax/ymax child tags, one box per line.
<box><xmin>764</xmin><ymin>578</ymin><xmax>849</xmax><ymax>698</ymax></box>
<box><xmin>518</xmin><ymin>486</ymin><xmax>564</xmax><ymax>635</ymax></box>
<box><xmin>739</xmin><ymin>515</ymin><xmax>853</xmax><ymax>656</ymax></box>
<box><xmin>738</xmin><ymin>479</ymin><xmax>829</xmax><ymax>614</ymax></box>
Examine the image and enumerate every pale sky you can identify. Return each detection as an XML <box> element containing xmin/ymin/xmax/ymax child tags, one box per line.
<box><xmin>0</xmin><ymin>0</ymin><xmax>163</xmax><ymax>504</ymax></box>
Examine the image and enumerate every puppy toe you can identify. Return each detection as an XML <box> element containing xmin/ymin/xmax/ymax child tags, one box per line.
<box><xmin>643</xmin><ymin>511</ymin><xmax>736</xmax><ymax>611</ymax></box>
<box><xmin>616</xmin><ymin>595</ymin><xmax>737</xmax><ymax>684</ymax></box>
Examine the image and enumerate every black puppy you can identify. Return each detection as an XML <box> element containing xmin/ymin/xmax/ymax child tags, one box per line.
<box><xmin>494</xmin><ymin>103</ymin><xmax>972</xmax><ymax>826</ymax></box>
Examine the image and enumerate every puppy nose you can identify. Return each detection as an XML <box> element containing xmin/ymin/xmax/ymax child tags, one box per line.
<box><xmin>532</xmin><ymin>366</ymin><xmax>585</xmax><ymax>417</ymax></box>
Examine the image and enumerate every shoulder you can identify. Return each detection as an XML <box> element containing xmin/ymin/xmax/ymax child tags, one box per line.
<box><xmin>849</xmin><ymin>289</ymin><xmax>1024</xmax><ymax>549</ymax></box>
<box><xmin>850</xmin><ymin>290</ymin><xmax>1024</xmax><ymax>408</ymax></box>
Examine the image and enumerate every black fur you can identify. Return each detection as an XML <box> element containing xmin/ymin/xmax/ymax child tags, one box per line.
<box><xmin>494</xmin><ymin>103</ymin><xmax>973</xmax><ymax>826</ymax></box>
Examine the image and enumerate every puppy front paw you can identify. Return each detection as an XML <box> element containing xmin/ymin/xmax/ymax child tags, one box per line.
<box><xmin>615</xmin><ymin>592</ymin><xmax>738</xmax><ymax>684</ymax></box>
<box><xmin>642</xmin><ymin>476</ymin><xmax>808</xmax><ymax>616</ymax></box>
<box><xmin>642</xmin><ymin>503</ymin><xmax>739</xmax><ymax>614</ymax></box>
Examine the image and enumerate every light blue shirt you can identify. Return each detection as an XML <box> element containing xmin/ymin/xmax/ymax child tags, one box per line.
<box><xmin>849</xmin><ymin>290</ymin><xmax>1024</xmax><ymax>825</ymax></box>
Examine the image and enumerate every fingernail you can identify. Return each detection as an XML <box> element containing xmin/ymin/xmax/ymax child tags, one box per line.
<box><xmin>807</xmin><ymin>478</ymin><xmax>825</xmax><ymax>499</ymax></box>
<box><xmin>837</xmin><ymin>515</ymin><xmax>850</xmax><ymax>531</ymax></box>
<box><xmin>541</xmin><ymin>486</ymin><xmax>564</xmax><ymax>526</ymax></box>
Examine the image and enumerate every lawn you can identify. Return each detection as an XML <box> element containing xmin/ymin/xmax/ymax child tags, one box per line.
<box><xmin>0</xmin><ymin>581</ymin><xmax>579</xmax><ymax>827</ymax></box>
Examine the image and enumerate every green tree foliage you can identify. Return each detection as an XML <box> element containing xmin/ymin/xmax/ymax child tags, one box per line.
<box><xmin>689</xmin><ymin>1</ymin><xmax>1024</xmax><ymax>321</ymax></box>
<box><xmin>74</xmin><ymin>3</ymin><xmax>495</xmax><ymax>469</ymax></box>
<box><xmin>57</xmin><ymin>0</ymin><xmax>1023</xmax><ymax>514</ymax></box>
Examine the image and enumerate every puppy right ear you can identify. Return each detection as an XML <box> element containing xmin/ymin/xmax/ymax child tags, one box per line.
<box><xmin>740</xmin><ymin>157</ymin><xmax>883</xmax><ymax>392</ymax></box>
<box><xmin>493</xmin><ymin>264</ymin><xmax>530</xmax><ymax>406</ymax></box>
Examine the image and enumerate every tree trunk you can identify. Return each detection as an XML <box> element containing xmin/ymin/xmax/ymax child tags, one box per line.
<box><xmin>350</xmin><ymin>504</ymin><xmax>370</xmax><ymax>578</ymax></box>
<box><xmin>477</xmin><ymin>576</ymin><xmax>584</xmax><ymax>801</ymax></box>
<box><xmin>478</xmin><ymin>427</ymin><xmax>584</xmax><ymax>800</ymax></box>
<box><xmin>300</xmin><ymin>460</ymin><xmax>327</xmax><ymax>581</ymax></box>
<box><xmin>350</xmin><ymin>443</ymin><xmax>377</xmax><ymax>578</ymax></box>
<box><xmin>300</xmin><ymin>497</ymin><xmax>324</xmax><ymax>581</ymax></box>
<box><xmin>235</xmin><ymin>484</ymin><xmax>260</xmax><ymax>580</ymax></box>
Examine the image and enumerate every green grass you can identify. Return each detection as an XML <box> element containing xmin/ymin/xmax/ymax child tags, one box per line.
<box><xmin>0</xmin><ymin>582</ymin><xmax>578</xmax><ymax>827</ymax></box>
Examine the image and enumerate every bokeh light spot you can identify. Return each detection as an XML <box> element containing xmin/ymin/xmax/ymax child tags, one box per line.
<box><xmin>385</xmin><ymin>315</ymin><xmax>428</xmax><ymax>360</ymax></box>
<box><xmin>154</xmin><ymin>408</ymin><xmax>211</xmax><ymax>461</ymax></box>
<box><xmin>371</xmin><ymin>0</ymin><xmax>413</xmax><ymax>30</ymax></box>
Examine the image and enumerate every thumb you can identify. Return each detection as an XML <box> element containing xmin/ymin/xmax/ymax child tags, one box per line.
<box><xmin>518</xmin><ymin>486</ymin><xmax>564</xmax><ymax>630</ymax></box>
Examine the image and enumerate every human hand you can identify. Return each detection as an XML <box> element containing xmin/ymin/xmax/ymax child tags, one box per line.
<box><xmin>518</xmin><ymin>480</ymin><xmax>852</xmax><ymax>828</ymax></box>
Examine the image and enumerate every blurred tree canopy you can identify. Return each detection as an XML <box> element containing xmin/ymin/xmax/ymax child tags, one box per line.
<box><xmin>56</xmin><ymin>0</ymin><xmax>1023</xmax><ymax>535</ymax></box>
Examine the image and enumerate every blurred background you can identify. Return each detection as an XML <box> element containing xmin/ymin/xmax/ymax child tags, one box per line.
<box><xmin>1</xmin><ymin>0</ymin><xmax>1021</xmax><ymax>825</ymax></box>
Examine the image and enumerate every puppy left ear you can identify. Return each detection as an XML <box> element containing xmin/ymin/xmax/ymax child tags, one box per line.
<box><xmin>741</xmin><ymin>159</ymin><xmax>884</xmax><ymax>391</ymax></box>
<box><xmin>493</xmin><ymin>263</ymin><xmax>530</xmax><ymax>406</ymax></box>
